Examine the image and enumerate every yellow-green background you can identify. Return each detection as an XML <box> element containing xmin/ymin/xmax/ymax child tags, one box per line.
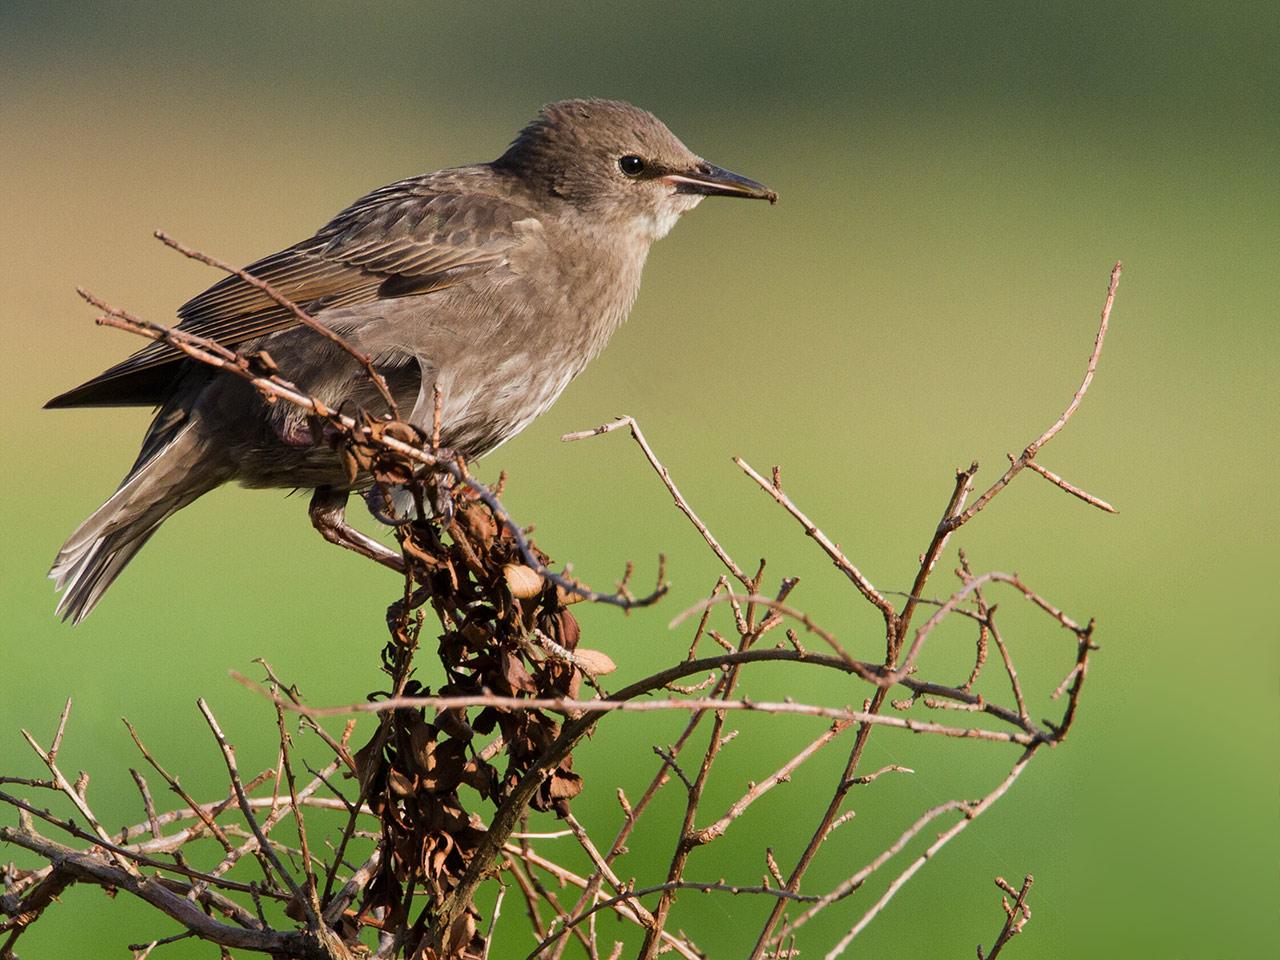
<box><xmin>2</xmin><ymin>2</ymin><xmax>1275</xmax><ymax>957</ymax></box>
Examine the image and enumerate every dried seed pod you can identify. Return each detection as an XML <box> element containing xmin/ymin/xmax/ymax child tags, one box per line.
<box><xmin>573</xmin><ymin>649</ymin><xmax>617</xmax><ymax>676</ymax></box>
<box><xmin>503</xmin><ymin>563</ymin><xmax>543</xmax><ymax>599</ymax></box>
<box><xmin>407</xmin><ymin>717</ymin><xmax>436</xmax><ymax>772</ymax></box>
<box><xmin>556</xmin><ymin>584</ymin><xmax>587</xmax><ymax>605</ymax></box>
<box><xmin>388</xmin><ymin>767</ymin><xmax>416</xmax><ymax>797</ymax></box>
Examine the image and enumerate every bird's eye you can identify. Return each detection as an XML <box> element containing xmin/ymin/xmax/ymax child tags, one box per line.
<box><xmin>618</xmin><ymin>155</ymin><xmax>646</xmax><ymax>177</ymax></box>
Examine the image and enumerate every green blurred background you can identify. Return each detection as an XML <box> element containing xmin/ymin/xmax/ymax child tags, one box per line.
<box><xmin>2</xmin><ymin>1</ymin><xmax>1275</xmax><ymax>956</ymax></box>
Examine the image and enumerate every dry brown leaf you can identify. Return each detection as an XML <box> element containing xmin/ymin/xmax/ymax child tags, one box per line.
<box><xmin>503</xmin><ymin>563</ymin><xmax>542</xmax><ymax>599</ymax></box>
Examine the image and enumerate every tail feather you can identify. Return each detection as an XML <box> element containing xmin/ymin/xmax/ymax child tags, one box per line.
<box><xmin>53</xmin><ymin>523</ymin><xmax>165</xmax><ymax>624</ymax></box>
<box><xmin>50</xmin><ymin>421</ymin><xmax>226</xmax><ymax>623</ymax></box>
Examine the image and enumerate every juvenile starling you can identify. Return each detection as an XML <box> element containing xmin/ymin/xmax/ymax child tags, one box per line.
<box><xmin>46</xmin><ymin>98</ymin><xmax>776</xmax><ymax>622</ymax></box>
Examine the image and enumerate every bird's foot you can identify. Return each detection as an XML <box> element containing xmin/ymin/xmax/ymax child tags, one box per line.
<box><xmin>363</xmin><ymin>483</ymin><xmax>416</xmax><ymax>527</ymax></box>
<box><xmin>361</xmin><ymin>467</ymin><xmax>457</xmax><ymax>529</ymax></box>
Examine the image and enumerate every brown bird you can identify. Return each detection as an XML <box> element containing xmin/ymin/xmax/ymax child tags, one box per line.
<box><xmin>46</xmin><ymin>98</ymin><xmax>776</xmax><ymax>623</ymax></box>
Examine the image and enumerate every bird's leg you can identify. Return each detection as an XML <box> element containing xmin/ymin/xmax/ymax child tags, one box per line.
<box><xmin>309</xmin><ymin>486</ymin><xmax>406</xmax><ymax>573</ymax></box>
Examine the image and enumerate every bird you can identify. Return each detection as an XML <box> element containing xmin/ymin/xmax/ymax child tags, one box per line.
<box><xmin>45</xmin><ymin>98</ymin><xmax>776</xmax><ymax>623</ymax></box>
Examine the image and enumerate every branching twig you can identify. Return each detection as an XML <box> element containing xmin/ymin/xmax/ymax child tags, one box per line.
<box><xmin>5</xmin><ymin>259</ymin><xmax>1120</xmax><ymax>960</ymax></box>
<box><xmin>734</xmin><ymin>458</ymin><xmax>895</xmax><ymax>624</ymax></box>
<box><xmin>822</xmin><ymin>749</ymin><xmax>1037</xmax><ymax>959</ymax></box>
<box><xmin>977</xmin><ymin>875</ymin><xmax>1034</xmax><ymax>960</ymax></box>
<box><xmin>944</xmin><ymin>262</ymin><xmax>1122</xmax><ymax>531</ymax></box>
<box><xmin>564</xmin><ymin>416</ymin><xmax>753</xmax><ymax>589</ymax></box>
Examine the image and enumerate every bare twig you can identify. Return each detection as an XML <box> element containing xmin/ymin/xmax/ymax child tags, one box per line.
<box><xmin>945</xmin><ymin>262</ymin><xmax>1122</xmax><ymax>531</ymax></box>
<box><xmin>734</xmin><ymin>458</ymin><xmax>895</xmax><ymax>623</ymax></box>
<box><xmin>21</xmin><ymin>702</ymin><xmax>139</xmax><ymax>875</ymax></box>
<box><xmin>238</xmin><ymin>678</ymin><xmax>1042</xmax><ymax>746</ymax></box>
<box><xmin>977</xmin><ymin>874</ymin><xmax>1034</xmax><ymax>960</ymax></box>
<box><xmin>564</xmin><ymin>416</ymin><xmax>752</xmax><ymax>589</ymax></box>
<box><xmin>271</xmin><ymin>693</ymin><xmax>323</xmax><ymax>921</ymax></box>
<box><xmin>195</xmin><ymin>699</ymin><xmax>311</xmax><ymax>919</ymax></box>
<box><xmin>693</xmin><ymin>719</ymin><xmax>852</xmax><ymax>845</ymax></box>
<box><xmin>527</xmin><ymin>879</ymin><xmax>817</xmax><ymax>960</ymax></box>
<box><xmin>1024</xmin><ymin>459</ymin><xmax>1117</xmax><ymax>513</ymax></box>
<box><xmin>822</xmin><ymin>749</ymin><xmax>1037</xmax><ymax>959</ymax></box>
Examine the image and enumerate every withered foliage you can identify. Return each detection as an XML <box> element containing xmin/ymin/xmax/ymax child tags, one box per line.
<box><xmin>346</xmin><ymin>480</ymin><xmax>593</xmax><ymax>958</ymax></box>
<box><xmin>1</xmin><ymin>241</ymin><xmax>1123</xmax><ymax>960</ymax></box>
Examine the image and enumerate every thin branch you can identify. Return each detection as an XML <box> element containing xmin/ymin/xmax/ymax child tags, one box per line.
<box><xmin>822</xmin><ymin>748</ymin><xmax>1038</xmax><ymax>958</ymax></box>
<box><xmin>886</xmin><ymin>571</ymin><xmax>1089</xmax><ymax>688</ymax></box>
<box><xmin>896</xmin><ymin>462</ymin><xmax>978</xmax><ymax>644</ymax></box>
<box><xmin>778</xmin><ymin>798</ymin><xmax>972</xmax><ymax>939</ymax></box>
<box><xmin>692</xmin><ymin>719</ymin><xmax>852</xmax><ymax>845</ymax></box>
<box><xmin>195</xmin><ymin>699</ymin><xmax>311</xmax><ymax>920</ymax></box>
<box><xmin>561</xmin><ymin>814</ymin><xmax>652</xmax><ymax>926</ymax></box>
<box><xmin>986</xmin><ymin>607</ymin><xmax>1030</xmax><ymax>726</ymax></box>
<box><xmin>271</xmin><ymin>694</ymin><xmax>323</xmax><ymax>921</ymax></box>
<box><xmin>734</xmin><ymin>457</ymin><xmax>895</xmax><ymax>623</ymax></box>
<box><xmin>563</xmin><ymin>416</ymin><xmax>752</xmax><ymax>589</ymax></box>
<box><xmin>501</xmin><ymin>845</ymin><xmax>700</xmax><ymax>960</ymax></box>
<box><xmin>526</xmin><ymin>879</ymin><xmax>816</xmax><ymax>960</ymax></box>
<box><xmin>21</xmin><ymin>703</ymin><xmax>139</xmax><ymax>875</ymax></box>
<box><xmin>945</xmin><ymin>262</ymin><xmax>1122</xmax><ymax>531</ymax></box>
<box><xmin>977</xmin><ymin>874</ymin><xmax>1034</xmax><ymax>960</ymax></box>
<box><xmin>480</xmin><ymin>882</ymin><xmax>506</xmax><ymax>960</ymax></box>
<box><xmin>240</xmin><ymin>643</ymin><xmax>1043</xmax><ymax>737</ymax></box>
<box><xmin>1024</xmin><ymin>459</ymin><xmax>1117</xmax><ymax>513</ymax></box>
<box><xmin>239</xmin><ymin>678</ymin><xmax>1040</xmax><ymax>746</ymax></box>
<box><xmin>123</xmin><ymin>719</ymin><xmax>254</xmax><ymax>865</ymax></box>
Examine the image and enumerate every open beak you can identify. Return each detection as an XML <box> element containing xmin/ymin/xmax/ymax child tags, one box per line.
<box><xmin>664</xmin><ymin>162</ymin><xmax>778</xmax><ymax>203</ymax></box>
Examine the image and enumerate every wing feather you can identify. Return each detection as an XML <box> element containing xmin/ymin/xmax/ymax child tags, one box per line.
<box><xmin>47</xmin><ymin>180</ymin><xmax>533</xmax><ymax>408</ymax></box>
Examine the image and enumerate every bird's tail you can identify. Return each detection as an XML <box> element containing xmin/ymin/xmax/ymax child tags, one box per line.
<box><xmin>50</xmin><ymin>420</ymin><xmax>228</xmax><ymax>623</ymax></box>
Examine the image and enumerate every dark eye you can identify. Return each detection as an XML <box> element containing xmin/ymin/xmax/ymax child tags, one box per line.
<box><xmin>618</xmin><ymin>155</ymin><xmax>646</xmax><ymax>177</ymax></box>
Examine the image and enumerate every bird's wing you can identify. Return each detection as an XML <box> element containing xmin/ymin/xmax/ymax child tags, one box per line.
<box><xmin>47</xmin><ymin>183</ymin><xmax>536</xmax><ymax>407</ymax></box>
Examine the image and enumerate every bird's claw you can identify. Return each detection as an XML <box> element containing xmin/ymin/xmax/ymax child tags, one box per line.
<box><xmin>362</xmin><ymin>473</ymin><xmax>456</xmax><ymax>528</ymax></box>
<box><xmin>363</xmin><ymin>484</ymin><xmax>415</xmax><ymax>527</ymax></box>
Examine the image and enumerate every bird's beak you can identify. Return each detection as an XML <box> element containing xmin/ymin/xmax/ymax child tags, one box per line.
<box><xmin>664</xmin><ymin>163</ymin><xmax>778</xmax><ymax>203</ymax></box>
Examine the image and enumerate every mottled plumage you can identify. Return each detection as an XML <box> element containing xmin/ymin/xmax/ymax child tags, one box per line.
<box><xmin>47</xmin><ymin>98</ymin><xmax>775</xmax><ymax>622</ymax></box>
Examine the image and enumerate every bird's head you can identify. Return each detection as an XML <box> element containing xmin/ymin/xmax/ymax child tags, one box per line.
<box><xmin>494</xmin><ymin>99</ymin><xmax>776</xmax><ymax>240</ymax></box>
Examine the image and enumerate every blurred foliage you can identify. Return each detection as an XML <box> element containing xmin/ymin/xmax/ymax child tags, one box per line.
<box><xmin>1</xmin><ymin>1</ymin><xmax>1275</xmax><ymax>957</ymax></box>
